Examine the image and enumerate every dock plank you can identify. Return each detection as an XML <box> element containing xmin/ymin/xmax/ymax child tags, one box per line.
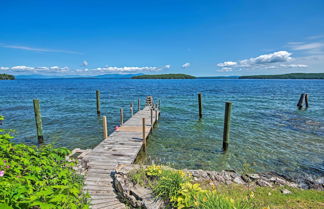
<box><xmin>83</xmin><ymin>105</ymin><xmax>159</xmax><ymax>208</ymax></box>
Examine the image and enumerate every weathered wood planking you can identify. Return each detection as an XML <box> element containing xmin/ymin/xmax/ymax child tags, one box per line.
<box><xmin>83</xmin><ymin>105</ymin><xmax>159</xmax><ymax>209</ymax></box>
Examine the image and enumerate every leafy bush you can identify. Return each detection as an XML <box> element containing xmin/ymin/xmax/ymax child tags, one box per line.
<box><xmin>140</xmin><ymin>165</ymin><xmax>252</xmax><ymax>209</ymax></box>
<box><xmin>0</xmin><ymin>116</ymin><xmax>89</xmax><ymax>209</ymax></box>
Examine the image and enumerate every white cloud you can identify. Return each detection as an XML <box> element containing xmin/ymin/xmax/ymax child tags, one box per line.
<box><xmin>239</xmin><ymin>51</ymin><xmax>292</xmax><ymax>66</ymax></box>
<box><xmin>217</xmin><ymin>61</ymin><xmax>237</xmax><ymax>67</ymax></box>
<box><xmin>289</xmin><ymin>42</ymin><xmax>324</xmax><ymax>51</ymax></box>
<box><xmin>1</xmin><ymin>65</ymin><xmax>69</xmax><ymax>73</ymax></box>
<box><xmin>279</xmin><ymin>64</ymin><xmax>308</xmax><ymax>68</ymax></box>
<box><xmin>0</xmin><ymin>43</ymin><xmax>81</xmax><ymax>54</ymax></box>
<box><xmin>216</xmin><ymin>51</ymin><xmax>309</xmax><ymax>72</ymax></box>
<box><xmin>182</xmin><ymin>62</ymin><xmax>191</xmax><ymax>68</ymax></box>
<box><xmin>82</xmin><ymin>60</ymin><xmax>88</xmax><ymax>66</ymax></box>
<box><xmin>0</xmin><ymin>64</ymin><xmax>170</xmax><ymax>75</ymax></box>
<box><xmin>164</xmin><ymin>64</ymin><xmax>171</xmax><ymax>69</ymax></box>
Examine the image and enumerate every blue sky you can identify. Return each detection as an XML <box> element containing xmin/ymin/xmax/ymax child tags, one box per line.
<box><xmin>1</xmin><ymin>0</ymin><xmax>324</xmax><ymax>76</ymax></box>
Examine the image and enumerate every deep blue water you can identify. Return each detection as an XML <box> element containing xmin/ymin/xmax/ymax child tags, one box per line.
<box><xmin>0</xmin><ymin>79</ymin><xmax>323</xmax><ymax>180</ymax></box>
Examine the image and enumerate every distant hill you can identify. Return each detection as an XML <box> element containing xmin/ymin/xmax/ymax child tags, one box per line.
<box><xmin>132</xmin><ymin>74</ymin><xmax>196</xmax><ymax>79</ymax></box>
<box><xmin>239</xmin><ymin>73</ymin><xmax>324</xmax><ymax>79</ymax></box>
<box><xmin>0</xmin><ymin>74</ymin><xmax>15</xmax><ymax>80</ymax></box>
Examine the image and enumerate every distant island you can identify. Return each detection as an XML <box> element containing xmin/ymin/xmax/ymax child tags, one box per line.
<box><xmin>132</xmin><ymin>74</ymin><xmax>196</xmax><ymax>79</ymax></box>
<box><xmin>239</xmin><ymin>73</ymin><xmax>324</xmax><ymax>79</ymax></box>
<box><xmin>0</xmin><ymin>74</ymin><xmax>15</xmax><ymax>80</ymax></box>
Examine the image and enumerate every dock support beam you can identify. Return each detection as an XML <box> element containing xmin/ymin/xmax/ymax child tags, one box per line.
<box><xmin>305</xmin><ymin>94</ymin><xmax>309</xmax><ymax>108</ymax></box>
<box><xmin>138</xmin><ymin>99</ymin><xmax>141</xmax><ymax>111</ymax></box>
<box><xmin>223</xmin><ymin>102</ymin><xmax>232</xmax><ymax>152</ymax></box>
<box><xmin>150</xmin><ymin>108</ymin><xmax>153</xmax><ymax>126</ymax></box>
<box><xmin>33</xmin><ymin>99</ymin><xmax>44</xmax><ymax>144</ymax></box>
<box><xmin>96</xmin><ymin>90</ymin><xmax>101</xmax><ymax>115</ymax></box>
<box><xmin>142</xmin><ymin>118</ymin><xmax>146</xmax><ymax>152</ymax></box>
<box><xmin>120</xmin><ymin>108</ymin><xmax>124</xmax><ymax>125</ymax></box>
<box><xmin>198</xmin><ymin>93</ymin><xmax>202</xmax><ymax>119</ymax></box>
<box><xmin>130</xmin><ymin>103</ymin><xmax>134</xmax><ymax>116</ymax></box>
<box><xmin>102</xmin><ymin>116</ymin><xmax>108</xmax><ymax>139</ymax></box>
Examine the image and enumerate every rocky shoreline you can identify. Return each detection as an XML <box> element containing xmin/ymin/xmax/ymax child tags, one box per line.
<box><xmin>112</xmin><ymin>164</ymin><xmax>323</xmax><ymax>208</ymax></box>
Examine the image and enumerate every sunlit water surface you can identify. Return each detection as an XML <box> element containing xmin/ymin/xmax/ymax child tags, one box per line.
<box><xmin>1</xmin><ymin>79</ymin><xmax>323</xmax><ymax>180</ymax></box>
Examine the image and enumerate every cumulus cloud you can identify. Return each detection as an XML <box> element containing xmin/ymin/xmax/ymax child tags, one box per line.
<box><xmin>216</xmin><ymin>51</ymin><xmax>308</xmax><ymax>72</ymax></box>
<box><xmin>0</xmin><ymin>64</ymin><xmax>170</xmax><ymax>75</ymax></box>
<box><xmin>217</xmin><ymin>61</ymin><xmax>237</xmax><ymax>67</ymax></box>
<box><xmin>182</xmin><ymin>62</ymin><xmax>191</xmax><ymax>68</ymax></box>
<box><xmin>239</xmin><ymin>51</ymin><xmax>292</xmax><ymax>66</ymax></box>
<box><xmin>0</xmin><ymin>65</ymin><xmax>69</xmax><ymax>73</ymax></box>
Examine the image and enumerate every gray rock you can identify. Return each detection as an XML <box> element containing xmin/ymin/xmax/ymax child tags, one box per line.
<box><xmin>233</xmin><ymin>176</ymin><xmax>245</xmax><ymax>184</ymax></box>
<box><xmin>256</xmin><ymin>179</ymin><xmax>272</xmax><ymax>187</ymax></box>
<box><xmin>281</xmin><ymin>189</ymin><xmax>292</xmax><ymax>194</ymax></box>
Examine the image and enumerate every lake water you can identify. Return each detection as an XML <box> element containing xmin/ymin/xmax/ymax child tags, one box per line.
<box><xmin>0</xmin><ymin>79</ymin><xmax>323</xmax><ymax>180</ymax></box>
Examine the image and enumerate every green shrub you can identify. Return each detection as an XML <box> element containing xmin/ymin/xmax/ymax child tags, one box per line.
<box><xmin>139</xmin><ymin>165</ymin><xmax>252</xmax><ymax>209</ymax></box>
<box><xmin>0</xmin><ymin>116</ymin><xmax>89</xmax><ymax>209</ymax></box>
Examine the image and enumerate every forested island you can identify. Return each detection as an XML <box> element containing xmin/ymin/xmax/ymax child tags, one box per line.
<box><xmin>132</xmin><ymin>74</ymin><xmax>196</xmax><ymax>79</ymax></box>
<box><xmin>0</xmin><ymin>74</ymin><xmax>15</xmax><ymax>80</ymax></box>
<box><xmin>239</xmin><ymin>73</ymin><xmax>324</xmax><ymax>79</ymax></box>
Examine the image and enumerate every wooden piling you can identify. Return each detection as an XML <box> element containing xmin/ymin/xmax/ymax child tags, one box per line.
<box><xmin>297</xmin><ymin>93</ymin><xmax>305</xmax><ymax>109</ymax></box>
<box><xmin>150</xmin><ymin>108</ymin><xmax>153</xmax><ymax>126</ymax></box>
<box><xmin>102</xmin><ymin>116</ymin><xmax>108</xmax><ymax>139</ymax></box>
<box><xmin>33</xmin><ymin>99</ymin><xmax>44</xmax><ymax>144</ymax></box>
<box><xmin>305</xmin><ymin>94</ymin><xmax>309</xmax><ymax>108</ymax></box>
<box><xmin>138</xmin><ymin>98</ymin><xmax>140</xmax><ymax>111</ymax></box>
<box><xmin>155</xmin><ymin>109</ymin><xmax>158</xmax><ymax>121</ymax></box>
<box><xmin>130</xmin><ymin>102</ymin><xmax>134</xmax><ymax>116</ymax></box>
<box><xmin>120</xmin><ymin>108</ymin><xmax>124</xmax><ymax>125</ymax></box>
<box><xmin>96</xmin><ymin>90</ymin><xmax>101</xmax><ymax>115</ymax></box>
<box><xmin>158</xmin><ymin>99</ymin><xmax>161</xmax><ymax>109</ymax></box>
<box><xmin>142</xmin><ymin>118</ymin><xmax>146</xmax><ymax>152</ymax></box>
<box><xmin>223</xmin><ymin>102</ymin><xmax>232</xmax><ymax>151</ymax></box>
<box><xmin>198</xmin><ymin>93</ymin><xmax>202</xmax><ymax>119</ymax></box>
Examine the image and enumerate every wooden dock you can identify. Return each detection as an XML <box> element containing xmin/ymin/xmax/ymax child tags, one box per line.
<box><xmin>82</xmin><ymin>104</ymin><xmax>159</xmax><ymax>209</ymax></box>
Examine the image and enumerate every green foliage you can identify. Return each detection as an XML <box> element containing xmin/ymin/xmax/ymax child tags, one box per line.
<box><xmin>0</xmin><ymin>74</ymin><xmax>15</xmax><ymax>80</ymax></box>
<box><xmin>0</xmin><ymin>117</ymin><xmax>89</xmax><ymax>209</ymax></box>
<box><xmin>153</xmin><ymin>169</ymin><xmax>190</xmax><ymax>204</ymax></box>
<box><xmin>132</xmin><ymin>165</ymin><xmax>252</xmax><ymax>209</ymax></box>
<box><xmin>132</xmin><ymin>74</ymin><xmax>196</xmax><ymax>79</ymax></box>
<box><xmin>239</xmin><ymin>73</ymin><xmax>324</xmax><ymax>79</ymax></box>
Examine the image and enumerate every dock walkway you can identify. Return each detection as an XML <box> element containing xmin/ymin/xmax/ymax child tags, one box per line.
<box><xmin>83</xmin><ymin>105</ymin><xmax>159</xmax><ymax>209</ymax></box>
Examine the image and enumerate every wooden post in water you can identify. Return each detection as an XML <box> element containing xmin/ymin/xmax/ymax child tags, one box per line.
<box><xmin>138</xmin><ymin>98</ymin><xmax>140</xmax><ymax>111</ymax></box>
<box><xmin>297</xmin><ymin>93</ymin><xmax>305</xmax><ymax>109</ymax></box>
<box><xmin>155</xmin><ymin>109</ymin><xmax>158</xmax><ymax>121</ymax></box>
<box><xmin>150</xmin><ymin>108</ymin><xmax>153</xmax><ymax>126</ymax></box>
<box><xmin>102</xmin><ymin>116</ymin><xmax>108</xmax><ymax>139</ymax></box>
<box><xmin>305</xmin><ymin>94</ymin><xmax>309</xmax><ymax>108</ymax></box>
<box><xmin>33</xmin><ymin>99</ymin><xmax>44</xmax><ymax>144</ymax></box>
<box><xmin>158</xmin><ymin>99</ymin><xmax>161</xmax><ymax>109</ymax></box>
<box><xmin>198</xmin><ymin>93</ymin><xmax>203</xmax><ymax>119</ymax></box>
<box><xmin>142</xmin><ymin>118</ymin><xmax>146</xmax><ymax>152</ymax></box>
<box><xmin>120</xmin><ymin>108</ymin><xmax>124</xmax><ymax>125</ymax></box>
<box><xmin>130</xmin><ymin>102</ymin><xmax>134</xmax><ymax>116</ymax></box>
<box><xmin>96</xmin><ymin>90</ymin><xmax>101</xmax><ymax>115</ymax></box>
<box><xmin>223</xmin><ymin>102</ymin><xmax>232</xmax><ymax>152</ymax></box>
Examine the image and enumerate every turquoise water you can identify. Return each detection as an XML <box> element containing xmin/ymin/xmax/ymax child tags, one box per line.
<box><xmin>0</xmin><ymin>79</ymin><xmax>323</xmax><ymax>180</ymax></box>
